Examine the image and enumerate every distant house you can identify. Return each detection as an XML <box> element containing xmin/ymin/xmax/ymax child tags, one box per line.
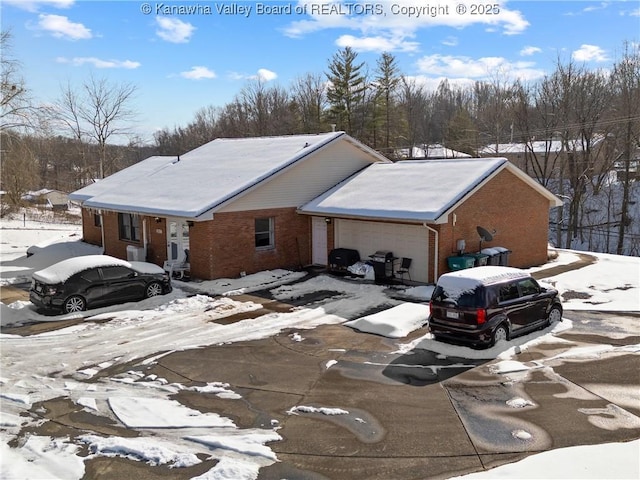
<box><xmin>393</xmin><ymin>144</ymin><xmax>471</xmax><ymax>160</ymax></box>
<box><xmin>22</xmin><ymin>189</ymin><xmax>70</xmax><ymax>210</ymax></box>
<box><xmin>70</xmin><ymin>132</ymin><xmax>561</xmax><ymax>284</ymax></box>
<box><xmin>478</xmin><ymin>136</ymin><xmax>610</xmax><ymax>179</ymax></box>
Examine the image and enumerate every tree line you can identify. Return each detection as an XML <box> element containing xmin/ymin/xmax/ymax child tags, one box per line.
<box><xmin>1</xmin><ymin>30</ymin><xmax>639</xmax><ymax>254</ymax></box>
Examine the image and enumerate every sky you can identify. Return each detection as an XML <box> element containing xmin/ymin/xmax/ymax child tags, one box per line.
<box><xmin>0</xmin><ymin>209</ymin><xmax>639</xmax><ymax>478</ymax></box>
<box><xmin>2</xmin><ymin>0</ymin><xmax>639</xmax><ymax>143</ymax></box>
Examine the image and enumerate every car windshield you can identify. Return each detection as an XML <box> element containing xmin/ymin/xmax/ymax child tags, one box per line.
<box><xmin>432</xmin><ymin>285</ymin><xmax>484</xmax><ymax>308</ymax></box>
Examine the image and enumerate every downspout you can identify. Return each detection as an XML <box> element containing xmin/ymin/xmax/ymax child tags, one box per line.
<box><xmin>142</xmin><ymin>217</ymin><xmax>149</xmax><ymax>261</ymax></box>
<box><xmin>423</xmin><ymin>223</ymin><xmax>439</xmax><ymax>283</ymax></box>
<box><xmin>99</xmin><ymin>209</ymin><xmax>106</xmax><ymax>254</ymax></box>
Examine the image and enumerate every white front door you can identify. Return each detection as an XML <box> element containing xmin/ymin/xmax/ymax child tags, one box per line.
<box><xmin>311</xmin><ymin>217</ymin><xmax>328</xmax><ymax>265</ymax></box>
<box><xmin>167</xmin><ymin>218</ymin><xmax>190</xmax><ymax>262</ymax></box>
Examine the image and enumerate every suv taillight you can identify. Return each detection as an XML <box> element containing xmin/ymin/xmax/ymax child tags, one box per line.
<box><xmin>476</xmin><ymin>308</ymin><xmax>486</xmax><ymax>325</ymax></box>
<box><xmin>429</xmin><ymin>300</ymin><xmax>433</xmax><ymax>314</ymax></box>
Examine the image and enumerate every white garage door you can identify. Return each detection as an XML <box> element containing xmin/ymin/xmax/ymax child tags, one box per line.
<box><xmin>335</xmin><ymin>219</ymin><xmax>430</xmax><ymax>283</ymax></box>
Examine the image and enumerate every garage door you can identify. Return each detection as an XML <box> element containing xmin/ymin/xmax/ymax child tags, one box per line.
<box><xmin>335</xmin><ymin>219</ymin><xmax>430</xmax><ymax>283</ymax></box>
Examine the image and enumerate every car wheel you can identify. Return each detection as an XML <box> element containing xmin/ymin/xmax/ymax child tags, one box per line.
<box><xmin>64</xmin><ymin>295</ymin><xmax>86</xmax><ymax>313</ymax></box>
<box><xmin>492</xmin><ymin>324</ymin><xmax>508</xmax><ymax>346</ymax></box>
<box><xmin>546</xmin><ymin>306</ymin><xmax>562</xmax><ymax>327</ymax></box>
<box><xmin>145</xmin><ymin>282</ymin><xmax>163</xmax><ymax>298</ymax></box>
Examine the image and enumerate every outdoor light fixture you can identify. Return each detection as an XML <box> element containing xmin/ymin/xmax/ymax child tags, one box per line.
<box><xmin>324</xmin><ymin>217</ymin><xmax>332</xmax><ymax>224</ymax></box>
<box><xmin>154</xmin><ymin>217</ymin><xmax>161</xmax><ymax>223</ymax></box>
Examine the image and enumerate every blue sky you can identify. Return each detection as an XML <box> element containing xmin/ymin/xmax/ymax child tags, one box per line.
<box><xmin>2</xmin><ymin>0</ymin><xmax>639</xmax><ymax>143</ymax></box>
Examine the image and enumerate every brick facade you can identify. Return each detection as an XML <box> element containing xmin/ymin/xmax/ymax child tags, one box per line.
<box><xmin>434</xmin><ymin>168</ymin><xmax>549</xmax><ymax>277</ymax></box>
<box><xmin>81</xmin><ymin>209</ymin><xmax>103</xmax><ymax>247</ymax></box>
<box><xmin>79</xmin><ymin>168</ymin><xmax>551</xmax><ymax>284</ymax></box>
<box><xmin>189</xmin><ymin>207</ymin><xmax>310</xmax><ymax>280</ymax></box>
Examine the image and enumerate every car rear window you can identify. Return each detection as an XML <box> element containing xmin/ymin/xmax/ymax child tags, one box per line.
<box><xmin>432</xmin><ymin>285</ymin><xmax>484</xmax><ymax>308</ymax></box>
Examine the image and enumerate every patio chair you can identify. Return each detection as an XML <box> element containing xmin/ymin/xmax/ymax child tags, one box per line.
<box><xmin>163</xmin><ymin>248</ymin><xmax>190</xmax><ymax>279</ymax></box>
<box><xmin>395</xmin><ymin>257</ymin><xmax>412</xmax><ymax>283</ymax></box>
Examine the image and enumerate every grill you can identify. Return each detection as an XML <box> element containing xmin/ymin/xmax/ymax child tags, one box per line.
<box><xmin>328</xmin><ymin>248</ymin><xmax>360</xmax><ymax>272</ymax></box>
<box><xmin>368</xmin><ymin>250</ymin><xmax>395</xmax><ymax>282</ymax></box>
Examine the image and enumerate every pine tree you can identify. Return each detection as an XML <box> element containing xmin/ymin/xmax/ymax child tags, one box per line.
<box><xmin>325</xmin><ymin>47</ymin><xmax>367</xmax><ymax>135</ymax></box>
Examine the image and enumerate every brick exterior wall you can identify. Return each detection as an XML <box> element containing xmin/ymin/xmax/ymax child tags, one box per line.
<box><xmin>189</xmin><ymin>207</ymin><xmax>311</xmax><ymax>280</ymax></box>
<box><xmin>81</xmin><ymin>209</ymin><xmax>103</xmax><ymax>247</ymax></box>
<box><xmin>79</xmin><ymin>168</ymin><xmax>551</xmax><ymax>283</ymax></box>
<box><xmin>434</xmin><ymin>168</ymin><xmax>550</xmax><ymax>277</ymax></box>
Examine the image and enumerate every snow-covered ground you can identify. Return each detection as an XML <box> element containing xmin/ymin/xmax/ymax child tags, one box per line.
<box><xmin>1</xmin><ymin>213</ymin><xmax>639</xmax><ymax>479</ymax></box>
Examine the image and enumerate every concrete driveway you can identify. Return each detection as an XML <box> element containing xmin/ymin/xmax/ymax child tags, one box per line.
<box><xmin>75</xmin><ymin>306</ymin><xmax>639</xmax><ymax>480</ymax></box>
<box><xmin>5</xmin><ymin>252</ymin><xmax>640</xmax><ymax>479</ymax></box>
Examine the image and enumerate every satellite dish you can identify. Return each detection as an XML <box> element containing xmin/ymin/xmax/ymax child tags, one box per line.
<box><xmin>477</xmin><ymin>226</ymin><xmax>494</xmax><ymax>242</ymax></box>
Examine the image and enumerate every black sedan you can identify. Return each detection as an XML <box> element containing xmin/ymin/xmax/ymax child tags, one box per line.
<box><xmin>30</xmin><ymin>255</ymin><xmax>172</xmax><ymax>314</ymax></box>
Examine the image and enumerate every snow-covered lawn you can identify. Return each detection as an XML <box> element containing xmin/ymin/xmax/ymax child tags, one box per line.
<box><xmin>1</xmin><ymin>213</ymin><xmax>639</xmax><ymax>479</ymax></box>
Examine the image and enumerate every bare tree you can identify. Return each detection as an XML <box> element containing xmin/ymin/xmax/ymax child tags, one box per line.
<box><xmin>291</xmin><ymin>72</ymin><xmax>327</xmax><ymax>133</ymax></box>
<box><xmin>54</xmin><ymin>75</ymin><xmax>138</xmax><ymax>178</ymax></box>
<box><xmin>610</xmin><ymin>43</ymin><xmax>640</xmax><ymax>254</ymax></box>
<box><xmin>1</xmin><ymin>31</ymin><xmax>37</xmax><ymax>132</ymax></box>
<box><xmin>0</xmin><ymin>132</ymin><xmax>40</xmax><ymax>205</ymax></box>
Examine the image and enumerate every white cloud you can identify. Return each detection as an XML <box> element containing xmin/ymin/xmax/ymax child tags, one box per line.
<box><xmin>283</xmin><ymin>1</ymin><xmax>530</xmax><ymax>50</ymax></box>
<box><xmin>37</xmin><ymin>13</ymin><xmax>91</xmax><ymax>40</ymax></box>
<box><xmin>228</xmin><ymin>69</ymin><xmax>278</xmax><ymax>82</ymax></box>
<box><xmin>415</xmin><ymin>54</ymin><xmax>545</xmax><ymax>82</ymax></box>
<box><xmin>442</xmin><ymin>36</ymin><xmax>458</xmax><ymax>47</ymax></box>
<box><xmin>180</xmin><ymin>66</ymin><xmax>216</xmax><ymax>80</ymax></box>
<box><xmin>56</xmin><ymin>57</ymin><xmax>140</xmax><ymax>69</ymax></box>
<box><xmin>520</xmin><ymin>46</ymin><xmax>541</xmax><ymax>56</ymax></box>
<box><xmin>572</xmin><ymin>44</ymin><xmax>609</xmax><ymax>62</ymax></box>
<box><xmin>3</xmin><ymin>0</ymin><xmax>74</xmax><ymax>12</ymax></box>
<box><xmin>257</xmin><ymin>69</ymin><xmax>277</xmax><ymax>81</ymax></box>
<box><xmin>335</xmin><ymin>34</ymin><xmax>419</xmax><ymax>53</ymax></box>
<box><xmin>155</xmin><ymin>17</ymin><xmax>195</xmax><ymax>43</ymax></box>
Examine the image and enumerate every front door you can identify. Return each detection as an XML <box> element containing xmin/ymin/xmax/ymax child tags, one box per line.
<box><xmin>312</xmin><ymin>217</ymin><xmax>328</xmax><ymax>265</ymax></box>
<box><xmin>167</xmin><ymin>218</ymin><xmax>190</xmax><ymax>263</ymax></box>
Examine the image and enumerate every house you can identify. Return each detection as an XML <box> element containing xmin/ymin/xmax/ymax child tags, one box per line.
<box><xmin>22</xmin><ymin>189</ymin><xmax>70</xmax><ymax>210</ymax></box>
<box><xmin>392</xmin><ymin>144</ymin><xmax>471</xmax><ymax>160</ymax></box>
<box><xmin>299</xmin><ymin>158</ymin><xmax>562</xmax><ymax>283</ymax></box>
<box><xmin>70</xmin><ymin>132</ymin><xmax>561</xmax><ymax>284</ymax></box>
<box><xmin>69</xmin><ymin>132</ymin><xmax>390</xmax><ymax>280</ymax></box>
<box><xmin>478</xmin><ymin>135</ymin><xmax>610</xmax><ymax>179</ymax></box>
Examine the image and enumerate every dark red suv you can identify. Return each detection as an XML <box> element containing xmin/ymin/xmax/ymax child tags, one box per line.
<box><xmin>428</xmin><ymin>266</ymin><xmax>562</xmax><ymax>348</ymax></box>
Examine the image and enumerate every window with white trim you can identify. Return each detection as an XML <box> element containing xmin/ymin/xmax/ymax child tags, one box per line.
<box><xmin>255</xmin><ymin>217</ymin><xmax>274</xmax><ymax>249</ymax></box>
<box><xmin>118</xmin><ymin>213</ymin><xmax>140</xmax><ymax>242</ymax></box>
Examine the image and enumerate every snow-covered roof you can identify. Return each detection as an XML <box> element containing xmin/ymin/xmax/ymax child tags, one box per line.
<box><xmin>414</xmin><ymin>144</ymin><xmax>471</xmax><ymax>158</ymax></box>
<box><xmin>70</xmin><ymin>132</ymin><xmax>383</xmax><ymax>218</ymax></box>
<box><xmin>300</xmin><ymin>157</ymin><xmax>560</xmax><ymax>223</ymax></box>
<box><xmin>32</xmin><ymin>255</ymin><xmax>132</xmax><ymax>284</ymax></box>
<box><xmin>69</xmin><ymin>156</ymin><xmax>180</xmax><ymax>203</ymax></box>
<box><xmin>479</xmin><ymin>135</ymin><xmax>605</xmax><ymax>155</ymax></box>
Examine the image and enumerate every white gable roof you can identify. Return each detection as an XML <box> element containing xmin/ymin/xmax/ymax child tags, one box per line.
<box><xmin>299</xmin><ymin>158</ymin><xmax>561</xmax><ymax>223</ymax></box>
<box><xmin>70</xmin><ymin>132</ymin><xmax>386</xmax><ymax>218</ymax></box>
<box><xmin>70</xmin><ymin>156</ymin><xmax>177</xmax><ymax>202</ymax></box>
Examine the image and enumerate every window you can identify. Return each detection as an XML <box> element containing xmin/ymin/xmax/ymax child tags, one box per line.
<box><xmin>499</xmin><ymin>283</ymin><xmax>519</xmax><ymax>302</ymax></box>
<box><xmin>79</xmin><ymin>269</ymin><xmax>101</xmax><ymax>282</ymax></box>
<box><xmin>94</xmin><ymin>212</ymin><xmax>102</xmax><ymax>227</ymax></box>
<box><xmin>101</xmin><ymin>266</ymin><xmax>134</xmax><ymax>281</ymax></box>
<box><xmin>118</xmin><ymin>213</ymin><xmax>140</xmax><ymax>242</ymax></box>
<box><xmin>254</xmin><ymin>217</ymin><xmax>274</xmax><ymax>249</ymax></box>
<box><xmin>518</xmin><ymin>278</ymin><xmax>540</xmax><ymax>297</ymax></box>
